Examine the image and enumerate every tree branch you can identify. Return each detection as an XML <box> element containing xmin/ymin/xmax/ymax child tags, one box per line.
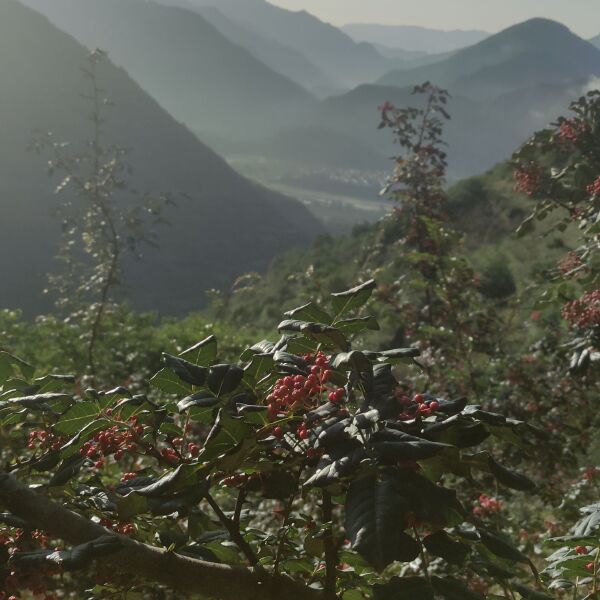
<box><xmin>322</xmin><ymin>491</ymin><xmax>338</xmax><ymax>600</ymax></box>
<box><xmin>0</xmin><ymin>473</ymin><xmax>320</xmax><ymax>600</ymax></box>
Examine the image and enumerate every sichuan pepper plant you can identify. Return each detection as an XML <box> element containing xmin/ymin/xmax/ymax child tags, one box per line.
<box><xmin>0</xmin><ymin>283</ymin><xmax>549</xmax><ymax>599</ymax></box>
<box><xmin>368</xmin><ymin>83</ymin><xmax>502</xmax><ymax>399</ymax></box>
<box><xmin>513</xmin><ymin>89</ymin><xmax>600</xmax><ymax>377</ymax></box>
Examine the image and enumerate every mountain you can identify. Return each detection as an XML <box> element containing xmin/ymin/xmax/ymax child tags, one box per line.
<box><xmin>343</xmin><ymin>24</ymin><xmax>489</xmax><ymax>54</ymax></box>
<box><xmin>20</xmin><ymin>0</ymin><xmax>315</xmax><ymax>141</ymax></box>
<box><xmin>378</xmin><ymin>19</ymin><xmax>600</xmax><ymax>99</ymax></box>
<box><xmin>0</xmin><ymin>0</ymin><xmax>320</xmax><ymax>316</ymax></box>
<box><xmin>294</xmin><ymin>76</ymin><xmax>594</xmax><ymax>181</ymax></box>
<box><xmin>190</xmin><ymin>5</ymin><xmax>333</xmax><ymax>95</ymax></box>
<box><xmin>591</xmin><ymin>35</ymin><xmax>600</xmax><ymax>50</ymax></box>
<box><xmin>157</xmin><ymin>0</ymin><xmax>396</xmax><ymax>89</ymax></box>
<box><xmin>138</xmin><ymin>1</ymin><xmax>334</xmax><ymax>96</ymax></box>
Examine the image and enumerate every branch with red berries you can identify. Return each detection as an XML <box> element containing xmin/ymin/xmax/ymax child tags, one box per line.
<box><xmin>0</xmin><ymin>473</ymin><xmax>322</xmax><ymax>600</ymax></box>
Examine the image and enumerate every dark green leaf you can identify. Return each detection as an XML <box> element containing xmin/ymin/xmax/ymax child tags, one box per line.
<box><xmin>180</xmin><ymin>336</ymin><xmax>218</xmax><ymax>366</ymax></box>
<box><xmin>345</xmin><ymin>473</ymin><xmax>421</xmax><ymax>571</ymax></box>
<box><xmin>331</xmin><ymin>279</ymin><xmax>377</xmax><ymax>318</ymax></box>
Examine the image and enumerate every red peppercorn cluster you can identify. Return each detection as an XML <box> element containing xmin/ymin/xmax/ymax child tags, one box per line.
<box><xmin>583</xmin><ymin>466</ymin><xmax>599</xmax><ymax>481</ymax></box>
<box><xmin>267</xmin><ymin>353</ymin><xmax>332</xmax><ymax>417</ymax></box>
<box><xmin>265</xmin><ymin>352</ymin><xmax>352</xmax><ymax>443</ymax></box>
<box><xmin>562</xmin><ymin>289</ymin><xmax>600</xmax><ymax>329</ymax></box>
<box><xmin>472</xmin><ymin>493</ymin><xmax>502</xmax><ymax>517</ymax></box>
<box><xmin>587</xmin><ymin>175</ymin><xmax>600</xmax><ymax>198</ymax></box>
<box><xmin>0</xmin><ymin>528</ymin><xmax>60</xmax><ymax>598</ymax></box>
<box><xmin>170</xmin><ymin>437</ymin><xmax>201</xmax><ymax>458</ymax></box>
<box><xmin>99</xmin><ymin>518</ymin><xmax>135</xmax><ymax>536</ymax></box>
<box><xmin>468</xmin><ymin>578</ymin><xmax>490</xmax><ymax>596</ymax></box>
<box><xmin>557</xmin><ymin>251</ymin><xmax>584</xmax><ymax>278</ymax></box>
<box><xmin>395</xmin><ymin>391</ymin><xmax>440</xmax><ymax>420</ymax></box>
<box><xmin>557</xmin><ymin>118</ymin><xmax>587</xmax><ymax>144</ymax></box>
<box><xmin>79</xmin><ymin>422</ymin><xmax>140</xmax><ymax>465</ymax></box>
<box><xmin>514</xmin><ymin>162</ymin><xmax>544</xmax><ymax>197</ymax></box>
<box><xmin>27</xmin><ymin>430</ymin><xmax>64</xmax><ymax>452</ymax></box>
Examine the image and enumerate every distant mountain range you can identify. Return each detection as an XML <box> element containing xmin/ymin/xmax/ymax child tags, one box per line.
<box><xmin>155</xmin><ymin>0</ymin><xmax>396</xmax><ymax>90</ymax></box>
<box><xmin>1</xmin><ymin>0</ymin><xmax>320</xmax><ymax>315</ymax></box>
<box><xmin>591</xmin><ymin>34</ymin><xmax>600</xmax><ymax>49</ymax></box>
<box><xmin>378</xmin><ymin>19</ymin><xmax>600</xmax><ymax>99</ymax></box>
<box><xmin>343</xmin><ymin>23</ymin><xmax>489</xmax><ymax>54</ymax></box>
<box><xmin>20</xmin><ymin>0</ymin><xmax>317</xmax><ymax>140</ymax></box>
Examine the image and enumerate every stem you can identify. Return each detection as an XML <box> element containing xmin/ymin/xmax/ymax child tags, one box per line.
<box><xmin>413</xmin><ymin>526</ymin><xmax>430</xmax><ymax>583</ymax></box>
<box><xmin>274</xmin><ymin>471</ymin><xmax>302</xmax><ymax>574</ymax></box>
<box><xmin>205</xmin><ymin>492</ymin><xmax>262</xmax><ymax>572</ymax></box>
<box><xmin>322</xmin><ymin>491</ymin><xmax>337</xmax><ymax>600</ymax></box>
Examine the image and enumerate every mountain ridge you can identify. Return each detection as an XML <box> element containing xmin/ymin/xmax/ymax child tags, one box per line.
<box><xmin>377</xmin><ymin>18</ymin><xmax>600</xmax><ymax>98</ymax></box>
<box><xmin>20</xmin><ymin>0</ymin><xmax>316</xmax><ymax>140</ymax></box>
<box><xmin>342</xmin><ymin>23</ymin><xmax>489</xmax><ymax>54</ymax></box>
<box><xmin>1</xmin><ymin>0</ymin><xmax>320</xmax><ymax>316</ymax></box>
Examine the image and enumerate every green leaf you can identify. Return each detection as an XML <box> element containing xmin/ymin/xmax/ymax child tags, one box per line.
<box><xmin>370</xmin><ymin>429</ymin><xmax>452</xmax><ymax>461</ymax></box>
<box><xmin>488</xmin><ymin>456</ymin><xmax>536</xmax><ymax>491</ymax></box>
<box><xmin>478</xmin><ymin>529</ymin><xmax>528</xmax><ymax>564</ymax></box>
<box><xmin>177</xmin><ymin>392</ymin><xmax>219</xmax><ymax>413</ymax></box>
<box><xmin>373</xmin><ymin>577</ymin><xmax>434</xmax><ymax>600</ymax></box>
<box><xmin>331</xmin><ymin>279</ymin><xmax>377</xmax><ymax>318</ymax></box>
<box><xmin>572</xmin><ymin>503</ymin><xmax>600</xmax><ymax>537</ymax></box>
<box><xmin>284</xmin><ymin>302</ymin><xmax>333</xmax><ymax>324</ymax></box>
<box><xmin>278</xmin><ymin>320</ymin><xmax>350</xmax><ymax>351</ymax></box>
<box><xmin>207</xmin><ymin>364</ymin><xmax>244</xmax><ymax>396</ymax></box>
<box><xmin>201</xmin><ymin>410</ymin><xmax>252</xmax><ymax>461</ymax></box>
<box><xmin>150</xmin><ymin>368</ymin><xmax>192</xmax><ymax>395</ymax></box>
<box><xmin>244</xmin><ymin>353</ymin><xmax>274</xmax><ymax>379</ymax></box>
<box><xmin>180</xmin><ymin>336</ymin><xmax>218</xmax><ymax>366</ymax></box>
<box><xmin>423</xmin><ymin>531</ymin><xmax>470</xmax><ymax>565</ymax></box>
<box><xmin>0</xmin><ymin>351</ymin><xmax>34</xmax><ymax>386</ymax></box>
<box><xmin>431</xmin><ymin>577</ymin><xmax>483</xmax><ymax>600</ymax></box>
<box><xmin>131</xmin><ymin>464</ymin><xmax>208</xmax><ymax>498</ymax></box>
<box><xmin>331</xmin><ymin>351</ymin><xmax>372</xmax><ymax>373</ymax></box>
<box><xmin>345</xmin><ymin>473</ymin><xmax>421</xmax><ymax>571</ymax></box>
<box><xmin>335</xmin><ymin>316</ymin><xmax>380</xmax><ymax>334</ymax></box>
<box><xmin>12</xmin><ymin>535</ymin><xmax>122</xmax><ymax>571</ymax></box>
<box><xmin>512</xmin><ymin>583</ymin><xmax>554</xmax><ymax>600</ymax></box>
<box><xmin>55</xmin><ymin>402</ymin><xmax>101</xmax><ymax>435</ymax></box>
<box><xmin>162</xmin><ymin>354</ymin><xmax>208</xmax><ymax>387</ymax></box>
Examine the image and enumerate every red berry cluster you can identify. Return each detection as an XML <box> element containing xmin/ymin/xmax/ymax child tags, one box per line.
<box><xmin>267</xmin><ymin>354</ymin><xmax>332</xmax><ymax>419</ymax></box>
<box><xmin>79</xmin><ymin>422</ymin><xmax>141</xmax><ymax>467</ymax></box>
<box><xmin>472</xmin><ymin>493</ymin><xmax>502</xmax><ymax>517</ymax></box>
<box><xmin>267</xmin><ymin>354</ymin><xmax>329</xmax><ymax>413</ymax></box>
<box><xmin>378</xmin><ymin>100</ymin><xmax>395</xmax><ymax>115</ymax></box>
<box><xmin>583</xmin><ymin>466</ymin><xmax>599</xmax><ymax>481</ymax></box>
<box><xmin>170</xmin><ymin>437</ymin><xmax>201</xmax><ymax>458</ymax></box>
<box><xmin>0</xmin><ymin>528</ymin><xmax>60</xmax><ymax>598</ymax></box>
<box><xmin>468</xmin><ymin>578</ymin><xmax>490</xmax><ymax>596</ymax></box>
<box><xmin>557</xmin><ymin>251</ymin><xmax>584</xmax><ymax>278</ymax></box>
<box><xmin>587</xmin><ymin>175</ymin><xmax>600</xmax><ymax>197</ymax></box>
<box><xmin>557</xmin><ymin>118</ymin><xmax>587</xmax><ymax>144</ymax></box>
<box><xmin>27</xmin><ymin>430</ymin><xmax>64</xmax><ymax>452</ymax></box>
<box><xmin>99</xmin><ymin>518</ymin><xmax>135</xmax><ymax>536</ymax></box>
<box><xmin>576</xmin><ymin>545</ymin><xmax>589</xmax><ymax>555</ymax></box>
<box><xmin>395</xmin><ymin>391</ymin><xmax>440</xmax><ymax>420</ymax></box>
<box><xmin>562</xmin><ymin>289</ymin><xmax>600</xmax><ymax>329</ymax></box>
<box><xmin>514</xmin><ymin>162</ymin><xmax>544</xmax><ymax>197</ymax></box>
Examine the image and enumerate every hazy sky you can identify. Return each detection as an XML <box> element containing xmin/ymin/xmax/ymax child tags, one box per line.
<box><xmin>269</xmin><ymin>0</ymin><xmax>600</xmax><ymax>38</ymax></box>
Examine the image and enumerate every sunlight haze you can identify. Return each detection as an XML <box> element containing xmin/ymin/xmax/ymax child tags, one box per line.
<box><xmin>269</xmin><ymin>0</ymin><xmax>600</xmax><ymax>38</ymax></box>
